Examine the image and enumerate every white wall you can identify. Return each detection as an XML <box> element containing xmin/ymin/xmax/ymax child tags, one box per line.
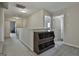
<box><xmin>4</xmin><ymin>20</ymin><xmax>10</xmax><ymax>38</ymax></box>
<box><xmin>0</xmin><ymin>8</ymin><xmax>4</xmax><ymax>41</ymax></box>
<box><xmin>27</xmin><ymin>10</ymin><xmax>44</xmax><ymax>29</ymax></box>
<box><xmin>64</xmin><ymin>5</ymin><xmax>79</xmax><ymax>47</ymax></box>
<box><xmin>53</xmin><ymin>5</ymin><xmax>79</xmax><ymax>48</ymax></box>
<box><xmin>20</xmin><ymin>29</ymin><xmax>34</xmax><ymax>51</ymax></box>
<box><xmin>23</xmin><ymin>17</ymin><xmax>29</xmax><ymax>28</ymax></box>
<box><xmin>16</xmin><ymin>19</ymin><xmax>23</xmax><ymax>28</ymax></box>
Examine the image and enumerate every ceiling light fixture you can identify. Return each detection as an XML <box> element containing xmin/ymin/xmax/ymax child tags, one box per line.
<box><xmin>18</xmin><ymin>8</ymin><xmax>28</xmax><ymax>13</ymax></box>
<box><xmin>12</xmin><ymin>17</ymin><xmax>21</xmax><ymax>19</ymax></box>
<box><xmin>20</xmin><ymin>10</ymin><xmax>27</xmax><ymax>13</ymax></box>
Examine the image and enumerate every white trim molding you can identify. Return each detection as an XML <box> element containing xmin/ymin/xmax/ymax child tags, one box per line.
<box><xmin>64</xmin><ymin>42</ymin><xmax>79</xmax><ymax>49</ymax></box>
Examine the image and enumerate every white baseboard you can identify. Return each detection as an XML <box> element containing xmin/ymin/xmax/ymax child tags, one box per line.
<box><xmin>19</xmin><ymin>39</ymin><xmax>33</xmax><ymax>51</ymax></box>
<box><xmin>64</xmin><ymin>42</ymin><xmax>79</xmax><ymax>48</ymax></box>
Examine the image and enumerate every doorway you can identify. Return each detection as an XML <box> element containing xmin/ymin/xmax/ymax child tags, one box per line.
<box><xmin>53</xmin><ymin>15</ymin><xmax>64</xmax><ymax>41</ymax></box>
<box><xmin>10</xmin><ymin>21</ymin><xmax>16</xmax><ymax>33</ymax></box>
<box><xmin>10</xmin><ymin>21</ymin><xmax>17</xmax><ymax>39</ymax></box>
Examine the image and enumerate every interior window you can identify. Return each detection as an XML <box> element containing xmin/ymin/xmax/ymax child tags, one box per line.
<box><xmin>44</xmin><ymin>16</ymin><xmax>51</xmax><ymax>29</ymax></box>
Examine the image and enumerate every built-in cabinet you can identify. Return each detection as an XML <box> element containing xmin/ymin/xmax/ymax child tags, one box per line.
<box><xmin>34</xmin><ymin>31</ymin><xmax>55</xmax><ymax>54</ymax></box>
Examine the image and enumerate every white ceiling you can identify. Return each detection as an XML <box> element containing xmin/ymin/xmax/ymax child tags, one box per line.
<box><xmin>4</xmin><ymin>2</ymin><xmax>79</xmax><ymax>18</ymax></box>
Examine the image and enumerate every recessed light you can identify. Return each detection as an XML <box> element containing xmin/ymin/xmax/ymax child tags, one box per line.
<box><xmin>20</xmin><ymin>10</ymin><xmax>27</xmax><ymax>13</ymax></box>
<box><xmin>18</xmin><ymin>8</ymin><xmax>28</xmax><ymax>13</ymax></box>
<box><xmin>12</xmin><ymin>17</ymin><xmax>21</xmax><ymax>19</ymax></box>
